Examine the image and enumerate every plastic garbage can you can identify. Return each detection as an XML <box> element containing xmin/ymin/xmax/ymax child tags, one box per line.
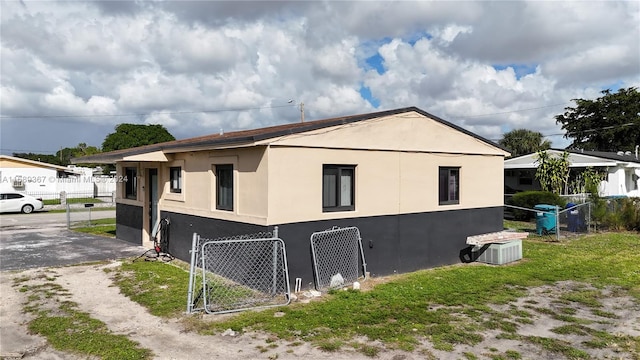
<box><xmin>534</xmin><ymin>204</ymin><xmax>557</xmax><ymax>235</ymax></box>
<box><xmin>566</xmin><ymin>202</ymin><xmax>579</xmax><ymax>232</ymax></box>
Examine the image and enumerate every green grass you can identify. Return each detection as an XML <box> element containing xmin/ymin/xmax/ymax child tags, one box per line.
<box><xmin>72</xmin><ymin>218</ymin><xmax>116</xmax><ymax>237</ymax></box>
<box><xmin>109</xmin><ymin>231</ymin><xmax>640</xmax><ymax>357</ymax></box>
<box><xmin>43</xmin><ymin>197</ymin><xmax>105</xmax><ymax>205</ymax></box>
<box><xmin>111</xmin><ymin>260</ymin><xmax>191</xmax><ymax>317</ymax></box>
<box><xmin>15</xmin><ymin>274</ymin><xmax>152</xmax><ymax>359</ymax></box>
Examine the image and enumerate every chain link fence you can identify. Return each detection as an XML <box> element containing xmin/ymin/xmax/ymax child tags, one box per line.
<box><xmin>310</xmin><ymin>226</ymin><xmax>367</xmax><ymax>292</ymax></box>
<box><xmin>505</xmin><ymin>202</ymin><xmax>592</xmax><ymax>241</ymax></box>
<box><xmin>65</xmin><ymin>203</ymin><xmax>101</xmax><ymax>229</ymax></box>
<box><xmin>187</xmin><ymin>228</ymin><xmax>290</xmax><ymax>314</ymax></box>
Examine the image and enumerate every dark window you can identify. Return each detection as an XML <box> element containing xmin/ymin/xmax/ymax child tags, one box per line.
<box><xmin>170</xmin><ymin>166</ymin><xmax>182</xmax><ymax>193</ymax></box>
<box><xmin>2</xmin><ymin>193</ymin><xmax>23</xmax><ymax>200</ymax></box>
<box><xmin>125</xmin><ymin>167</ymin><xmax>137</xmax><ymax>200</ymax></box>
<box><xmin>216</xmin><ymin>164</ymin><xmax>233</xmax><ymax>211</ymax></box>
<box><xmin>323</xmin><ymin>165</ymin><xmax>355</xmax><ymax>212</ymax></box>
<box><xmin>518</xmin><ymin>177</ymin><xmax>533</xmax><ymax>186</ymax></box>
<box><xmin>439</xmin><ymin>167</ymin><xmax>460</xmax><ymax>205</ymax></box>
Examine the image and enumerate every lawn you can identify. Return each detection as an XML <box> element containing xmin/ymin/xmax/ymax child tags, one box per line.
<box><xmin>72</xmin><ymin>218</ymin><xmax>116</xmax><ymax>237</ymax></box>
<box><xmin>108</xmin><ymin>226</ymin><xmax>640</xmax><ymax>359</ymax></box>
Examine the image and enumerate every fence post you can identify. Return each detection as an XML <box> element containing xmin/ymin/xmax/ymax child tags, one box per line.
<box><xmin>66</xmin><ymin>203</ymin><xmax>71</xmax><ymax>229</ymax></box>
<box><xmin>186</xmin><ymin>232</ymin><xmax>199</xmax><ymax>314</ymax></box>
<box><xmin>587</xmin><ymin>202</ymin><xmax>597</xmax><ymax>233</ymax></box>
<box><xmin>111</xmin><ymin>191</ymin><xmax>116</xmax><ymax>204</ymax></box>
<box><xmin>556</xmin><ymin>206</ymin><xmax>561</xmax><ymax>241</ymax></box>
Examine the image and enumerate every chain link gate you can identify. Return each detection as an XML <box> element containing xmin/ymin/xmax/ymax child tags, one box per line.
<box><xmin>187</xmin><ymin>228</ymin><xmax>291</xmax><ymax>314</ymax></box>
<box><xmin>310</xmin><ymin>226</ymin><xmax>367</xmax><ymax>291</ymax></box>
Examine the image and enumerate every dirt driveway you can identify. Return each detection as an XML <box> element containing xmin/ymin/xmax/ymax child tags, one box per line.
<box><xmin>1</xmin><ymin>261</ymin><xmax>639</xmax><ymax>360</ymax></box>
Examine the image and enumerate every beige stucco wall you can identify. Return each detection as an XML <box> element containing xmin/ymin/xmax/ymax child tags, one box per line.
<box><xmin>260</xmin><ymin>111</ymin><xmax>508</xmax><ymax>156</ymax></box>
<box><xmin>0</xmin><ymin>159</ymin><xmax>46</xmax><ymax>169</ymax></box>
<box><xmin>158</xmin><ymin>147</ymin><xmax>269</xmax><ymax>224</ymax></box>
<box><xmin>266</xmin><ymin>146</ymin><xmax>504</xmax><ymax>224</ymax></box>
<box><xmin>115</xmin><ymin>111</ymin><xmax>506</xmax><ymax>229</ymax></box>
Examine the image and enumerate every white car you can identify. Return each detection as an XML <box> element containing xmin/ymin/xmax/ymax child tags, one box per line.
<box><xmin>0</xmin><ymin>192</ymin><xmax>44</xmax><ymax>214</ymax></box>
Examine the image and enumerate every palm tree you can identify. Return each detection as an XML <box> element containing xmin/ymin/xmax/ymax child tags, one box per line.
<box><xmin>499</xmin><ymin>129</ymin><xmax>551</xmax><ymax>158</ymax></box>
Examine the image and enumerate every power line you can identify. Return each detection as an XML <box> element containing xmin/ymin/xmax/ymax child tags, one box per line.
<box><xmin>450</xmin><ymin>102</ymin><xmax>570</xmax><ymax>119</ymax></box>
<box><xmin>0</xmin><ymin>103</ymin><xmax>297</xmax><ymax>119</ymax></box>
<box><xmin>489</xmin><ymin>122</ymin><xmax>637</xmax><ymax>142</ymax></box>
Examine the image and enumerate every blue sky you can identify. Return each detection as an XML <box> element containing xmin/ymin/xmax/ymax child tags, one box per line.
<box><xmin>1</xmin><ymin>1</ymin><xmax>638</xmax><ymax>155</ymax></box>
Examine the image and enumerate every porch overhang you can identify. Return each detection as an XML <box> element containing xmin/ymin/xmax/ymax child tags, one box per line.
<box><xmin>122</xmin><ymin>151</ymin><xmax>169</xmax><ymax>162</ymax></box>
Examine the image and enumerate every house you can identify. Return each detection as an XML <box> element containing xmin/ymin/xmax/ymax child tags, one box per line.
<box><xmin>0</xmin><ymin>155</ymin><xmax>90</xmax><ymax>198</ymax></box>
<box><xmin>73</xmin><ymin>107</ymin><xmax>509</xmax><ymax>287</ymax></box>
<box><xmin>504</xmin><ymin>149</ymin><xmax>640</xmax><ymax>197</ymax></box>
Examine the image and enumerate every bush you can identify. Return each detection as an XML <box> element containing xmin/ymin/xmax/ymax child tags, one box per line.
<box><xmin>508</xmin><ymin>191</ymin><xmax>567</xmax><ymax>220</ymax></box>
<box><xmin>598</xmin><ymin>197</ymin><xmax>640</xmax><ymax>231</ymax></box>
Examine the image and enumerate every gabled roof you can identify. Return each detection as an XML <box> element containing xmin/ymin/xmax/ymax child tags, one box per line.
<box><xmin>72</xmin><ymin>106</ymin><xmax>507</xmax><ymax>164</ymax></box>
<box><xmin>504</xmin><ymin>149</ymin><xmax>640</xmax><ymax>169</ymax></box>
<box><xmin>0</xmin><ymin>154</ymin><xmax>83</xmax><ymax>173</ymax></box>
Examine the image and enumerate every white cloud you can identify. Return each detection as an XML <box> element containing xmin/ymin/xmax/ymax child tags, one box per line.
<box><xmin>0</xmin><ymin>0</ymin><xmax>638</xmax><ymax>154</ymax></box>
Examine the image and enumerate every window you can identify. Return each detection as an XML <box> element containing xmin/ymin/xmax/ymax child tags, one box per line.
<box><xmin>439</xmin><ymin>167</ymin><xmax>460</xmax><ymax>205</ymax></box>
<box><xmin>169</xmin><ymin>166</ymin><xmax>182</xmax><ymax>193</ymax></box>
<box><xmin>216</xmin><ymin>164</ymin><xmax>233</xmax><ymax>211</ymax></box>
<box><xmin>323</xmin><ymin>165</ymin><xmax>355</xmax><ymax>212</ymax></box>
<box><xmin>518</xmin><ymin>177</ymin><xmax>533</xmax><ymax>186</ymax></box>
<box><xmin>125</xmin><ymin>167</ymin><xmax>137</xmax><ymax>200</ymax></box>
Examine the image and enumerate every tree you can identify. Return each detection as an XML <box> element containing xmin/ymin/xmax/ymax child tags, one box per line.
<box><xmin>56</xmin><ymin>143</ymin><xmax>101</xmax><ymax>165</ymax></box>
<box><xmin>12</xmin><ymin>153</ymin><xmax>62</xmax><ymax>165</ymax></box>
<box><xmin>102</xmin><ymin>124</ymin><xmax>175</xmax><ymax>152</ymax></box>
<box><xmin>499</xmin><ymin>129</ymin><xmax>551</xmax><ymax>158</ymax></box>
<box><xmin>555</xmin><ymin>87</ymin><xmax>640</xmax><ymax>151</ymax></box>
<box><xmin>534</xmin><ymin>150</ymin><xmax>571</xmax><ymax>195</ymax></box>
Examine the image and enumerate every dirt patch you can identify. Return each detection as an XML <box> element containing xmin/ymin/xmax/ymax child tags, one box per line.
<box><xmin>1</xmin><ymin>262</ymin><xmax>639</xmax><ymax>360</ymax></box>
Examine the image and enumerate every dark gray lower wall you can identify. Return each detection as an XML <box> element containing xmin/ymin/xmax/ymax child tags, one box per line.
<box><xmin>116</xmin><ymin>203</ymin><xmax>143</xmax><ymax>245</ymax></box>
<box><xmin>159</xmin><ymin>211</ymin><xmax>269</xmax><ymax>262</ymax></box>
<box><xmin>157</xmin><ymin>206</ymin><xmax>503</xmax><ymax>289</ymax></box>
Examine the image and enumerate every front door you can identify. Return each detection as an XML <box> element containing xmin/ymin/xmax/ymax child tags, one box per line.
<box><xmin>148</xmin><ymin>169</ymin><xmax>158</xmax><ymax>237</ymax></box>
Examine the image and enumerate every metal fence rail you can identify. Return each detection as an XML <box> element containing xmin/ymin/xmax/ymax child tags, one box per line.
<box><xmin>310</xmin><ymin>226</ymin><xmax>367</xmax><ymax>291</ymax></box>
<box><xmin>187</xmin><ymin>228</ymin><xmax>290</xmax><ymax>314</ymax></box>
<box><xmin>504</xmin><ymin>202</ymin><xmax>592</xmax><ymax>241</ymax></box>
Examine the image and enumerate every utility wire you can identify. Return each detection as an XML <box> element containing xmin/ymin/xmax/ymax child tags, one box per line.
<box><xmin>0</xmin><ymin>103</ymin><xmax>297</xmax><ymax>119</ymax></box>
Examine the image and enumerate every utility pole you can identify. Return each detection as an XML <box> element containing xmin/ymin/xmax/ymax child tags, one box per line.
<box><xmin>299</xmin><ymin>102</ymin><xmax>305</xmax><ymax>123</ymax></box>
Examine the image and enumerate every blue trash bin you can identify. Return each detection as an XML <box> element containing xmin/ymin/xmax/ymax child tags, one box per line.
<box><xmin>534</xmin><ymin>204</ymin><xmax>558</xmax><ymax>235</ymax></box>
<box><xmin>566</xmin><ymin>202</ymin><xmax>579</xmax><ymax>232</ymax></box>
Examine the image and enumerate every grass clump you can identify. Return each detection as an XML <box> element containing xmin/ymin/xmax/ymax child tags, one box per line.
<box><xmin>110</xmin><ymin>231</ymin><xmax>640</xmax><ymax>357</ymax></box>
<box><xmin>16</xmin><ymin>272</ymin><xmax>151</xmax><ymax>360</ymax></box>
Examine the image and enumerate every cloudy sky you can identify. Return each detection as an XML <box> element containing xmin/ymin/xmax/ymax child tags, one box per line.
<box><xmin>1</xmin><ymin>0</ymin><xmax>639</xmax><ymax>156</ymax></box>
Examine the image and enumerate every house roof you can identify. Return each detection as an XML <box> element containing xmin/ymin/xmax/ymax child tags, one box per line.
<box><xmin>0</xmin><ymin>155</ymin><xmax>84</xmax><ymax>174</ymax></box>
<box><xmin>504</xmin><ymin>149</ymin><xmax>640</xmax><ymax>169</ymax></box>
<box><xmin>72</xmin><ymin>106</ymin><xmax>508</xmax><ymax>164</ymax></box>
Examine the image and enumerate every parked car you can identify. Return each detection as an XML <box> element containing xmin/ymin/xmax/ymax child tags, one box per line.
<box><xmin>0</xmin><ymin>192</ymin><xmax>44</xmax><ymax>214</ymax></box>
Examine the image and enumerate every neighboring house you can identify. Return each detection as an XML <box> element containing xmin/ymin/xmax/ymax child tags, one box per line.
<box><xmin>504</xmin><ymin>149</ymin><xmax>640</xmax><ymax>197</ymax></box>
<box><xmin>73</xmin><ymin>107</ymin><xmax>509</xmax><ymax>287</ymax></box>
<box><xmin>0</xmin><ymin>155</ymin><xmax>83</xmax><ymax>197</ymax></box>
<box><xmin>0</xmin><ymin>155</ymin><xmax>113</xmax><ymax>199</ymax></box>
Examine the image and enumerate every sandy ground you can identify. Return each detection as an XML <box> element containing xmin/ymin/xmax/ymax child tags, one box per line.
<box><xmin>1</xmin><ymin>262</ymin><xmax>639</xmax><ymax>360</ymax></box>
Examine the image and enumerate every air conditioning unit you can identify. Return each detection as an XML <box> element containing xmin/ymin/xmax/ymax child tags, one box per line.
<box><xmin>13</xmin><ymin>176</ymin><xmax>24</xmax><ymax>188</ymax></box>
<box><xmin>473</xmin><ymin>239</ymin><xmax>522</xmax><ymax>265</ymax></box>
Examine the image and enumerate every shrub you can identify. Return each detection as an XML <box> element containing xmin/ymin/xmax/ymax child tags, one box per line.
<box><xmin>508</xmin><ymin>191</ymin><xmax>567</xmax><ymax>220</ymax></box>
<box><xmin>600</xmin><ymin>197</ymin><xmax>640</xmax><ymax>231</ymax></box>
